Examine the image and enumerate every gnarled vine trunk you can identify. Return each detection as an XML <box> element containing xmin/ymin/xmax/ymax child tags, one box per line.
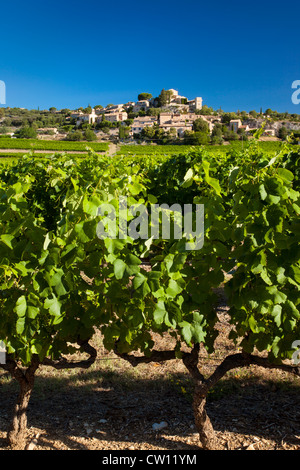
<box><xmin>8</xmin><ymin>377</ymin><xmax>35</xmax><ymax>450</ymax></box>
<box><xmin>192</xmin><ymin>383</ymin><xmax>216</xmax><ymax>450</ymax></box>
<box><xmin>182</xmin><ymin>344</ymin><xmax>217</xmax><ymax>449</ymax></box>
<box><xmin>3</xmin><ymin>355</ymin><xmax>39</xmax><ymax>450</ymax></box>
<box><xmin>2</xmin><ymin>340</ymin><xmax>96</xmax><ymax>450</ymax></box>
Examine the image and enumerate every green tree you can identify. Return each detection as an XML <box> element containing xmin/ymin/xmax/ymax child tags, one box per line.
<box><xmin>138</xmin><ymin>93</ymin><xmax>152</xmax><ymax>101</ymax></box>
<box><xmin>124</xmin><ymin>119</ymin><xmax>134</xmax><ymax>126</ymax></box>
<box><xmin>249</xmin><ymin>110</ymin><xmax>258</xmax><ymax>118</ymax></box>
<box><xmin>96</xmin><ymin>120</ymin><xmax>112</xmax><ymax>130</ymax></box>
<box><xmin>223</xmin><ymin>129</ymin><xmax>239</xmax><ymax>141</ymax></box>
<box><xmin>193</xmin><ymin>118</ymin><xmax>210</xmax><ymax>134</ymax></box>
<box><xmin>278</xmin><ymin>126</ymin><xmax>289</xmax><ymax>140</ymax></box>
<box><xmin>119</xmin><ymin>125</ymin><xmax>130</xmax><ymax>140</ymax></box>
<box><xmin>165</xmin><ymin>90</ymin><xmax>173</xmax><ymax>104</ymax></box>
<box><xmin>83</xmin><ymin>105</ymin><xmax>92</xmax><ymax>114</ymax></box>
<box><xmin>15</xmin><ymin>126</ymin><xmax>37</xmax><ymax>139</ymax></box>
<box><xmin>66</xmin><ymin>130</ymin><xmax>83</xmax><ymax>141</ymax></box>
<box><xmin>237</xmin><ymin>127</ymin><xmax>248</xmax><ymax>141</ymax></box>
<box><xmin>168</xmin><ymin>127</ymin><xmax>177</xmax><ymax>139</ymax></box>
<box><xmin>221</xmin><ymin>112</ymin><xmax>239</xmax><ymax>124</ymax></box>
<box><xmin>157</xmin><ymin>89</ymin><xmax>173</xmax><ymax>107</ymax></box>
<box><xmin>240</xmin><ymin>111</ymin><xmax>248</xmax><ymax>119</ymax></box>
<box><xmin>84</xmin><ymin>129</ymin><xmax>97</xmax><ymax>141</ymax></box>
<box><xmin>183</xmin><ymin>130</ymin><xmax>209</xmax><ymax>145</ymax></box>
<box><xmin>211</xmin><ymin>123</ymin><xmax>223</xmax><ymax>145</ymax></box>
<box><xmin>157</xmin><ymin>89</ymin><xmax>167</xmax><ymax>107</ymax></box>
<box><xmin>198</xmin><ymin>105</ymin><xmax>214</xmax><ymax>115</ymax></box>
<box><xmin>147</xmin><ymin>108</ymin><xmax>161</xmax><ymax>117</ymax></box>
<box><xmin>141</xmin><ymin>126</ymin><xmax>156</xmax><ymax>140</ymax></box>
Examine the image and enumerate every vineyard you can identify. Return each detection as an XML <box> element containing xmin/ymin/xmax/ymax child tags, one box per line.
<box><xmin>0</xmin><ymin>140</ymin><xmax>284</xmax><ymax>165</ymax></box>
<box><xmin>0</xmin><ymin>153</ymin><xmax>98</xmax><ymax>163</ymax></box>
<box><xmin>116</xmin><ymin>141</ymin><xmax>283</xmax><ymax>157</ymax></box>
<box><xmin>0</xmin><ymin>138</ymin><xmax>109</xmax><ymax>152</ymax></box>
<box><xmin>0</xmin><ymin>136</ymin><xmax>299</xmax><ymax>450</ymax></box>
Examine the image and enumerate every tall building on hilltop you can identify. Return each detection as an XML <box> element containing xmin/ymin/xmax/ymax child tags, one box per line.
<box><xmin>165</xmin><ymin>89</ymin><xmax>203</xmax><ymax>111</ymax></box>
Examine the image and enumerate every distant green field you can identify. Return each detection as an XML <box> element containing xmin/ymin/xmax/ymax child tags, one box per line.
<box><xmin>116</xmin><ymin>145</ymin><xmax>198</xmax><ymax>155</ymax></box>
<box><xmin>117</xmin><ymin>140</ymin><xmax>284</xmax><ymax>156</ymax></box>
<box><xmin>0</xmin><ymin>140</ymin><xmax>288</xmax><ymax>167</ymax></box>
<box><xmin>0</xmin><ymin>152</ymin><xmax>92</xmax><ymax>159</ymax></box>
<box><xmin>0</xmin><ymin>138</ymin><xmax>109</xmax><ymax>152</ymax></box>
<box><xmin>0</xmin><ymin>151</ymin><xmax>100</xmax><ymax>166</ymax></box>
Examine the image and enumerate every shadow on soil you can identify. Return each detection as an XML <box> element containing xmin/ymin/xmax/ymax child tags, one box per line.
<box><xmin>0</xmin><ymin>366</ymin><xmax>300</xmax><ymax>450</ymax></box>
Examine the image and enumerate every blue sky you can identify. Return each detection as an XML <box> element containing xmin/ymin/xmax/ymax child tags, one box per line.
<box><xmin>1</xmin><ymin>0</ymin><xmax>300</xmax><ymax>113</ymax></box>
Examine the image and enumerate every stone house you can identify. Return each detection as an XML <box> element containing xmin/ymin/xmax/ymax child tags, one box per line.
<box><xmin>131</xmin><ymin>116</ymin><xmax>157</xmax><ymax>134</ymax></box>
<box><xmin>71</xmin><ymin>109</ymin><xmax>98</xmax><ymax>126</ymax></box>
<box><xmin>133</xmin><ymin>100</ymin><xmax>150</xmax><ymax>113</ymax></box>
<box><xmin>229</xmin><ymin>119</ymin><xmax>243</xmax><ymax>133</ymax></box>
<box><xmin>159</xmin><ymin>112</ymin><xmax>214</xmax><ymax>134</ymax></box>
<box><xmin>101</xmin><ymin>111</ymin><xmax>128</xmax><ymax>123</ymax></box>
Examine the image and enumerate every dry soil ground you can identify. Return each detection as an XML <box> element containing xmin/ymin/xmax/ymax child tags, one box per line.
<box><xmin>0</xmin><ymin>292</ymin><xmax>299</xmax><ymax>451</ymax></box>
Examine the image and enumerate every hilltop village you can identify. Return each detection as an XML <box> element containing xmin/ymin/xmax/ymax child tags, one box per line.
<box><xmin>1</xmin><ymin>88</ymin><xmax>300</xmax><ymax>145</ymax></box>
